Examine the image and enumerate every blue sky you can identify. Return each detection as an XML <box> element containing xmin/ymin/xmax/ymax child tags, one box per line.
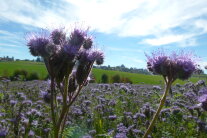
<box><xmin>1</xmin><ymin>0</ymin><xmax>207</xmax><ymax>70</ymax></box>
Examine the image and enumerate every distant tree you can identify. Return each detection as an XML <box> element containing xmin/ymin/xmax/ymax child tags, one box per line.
<box><xmin>2</xmin><ymin>70</ymin><xmax>9</xmax><ymax>77</ymax></box>
<box><xmin>111</xmin><ymin>74</ymin><xmax>121</xmax><ymax>83</ymax></box>
<box><xmin>101</xmin><ymin>74</ymin><xmax>108</xmax><ymax>83</ymax></box>
<box><xmin>194</xmin><ymin>69</ymin><xmax>204</xmax><ymax>75</ymax></box>
<box><xmin>36</xmin><ymin>57</ymin><xmax>41</xmax><ymax>62</ymax></box>
<box><xmin>121</xmin><ymin>77</ymin><xmax>132</xmax><ymax>84</ymax></box>
<box><xmin>26</xmin><ymin>72</ymin><xmax>39</xmax><ymax>80</ymax></box>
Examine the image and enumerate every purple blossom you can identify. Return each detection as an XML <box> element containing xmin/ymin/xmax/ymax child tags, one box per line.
<box><xmin>22</xmin><ymin>100</ymin><xmax>33</xmax><ymax>106</ymax></box>
<box><xmin>40</xmin><ymin>91</ymin><xmax>51</xmax><ymax>104</ymax></box>
<box><xmin>28</xmin><ymin>130</ymin><xmax>35</xmax><ymax>136</ymax></box>
<box><xmin>9</xmin><ymin>100</ymin><xmax>17</xmax><ymax>106</ymax></box>
<box><xmin>27</xmin><ymin>31</ymin><xmax>50</xmax><ymax>57</ymax></box>
<box><xmin>88</xmin><ymin>50</ymin><xmax>104</xmax><ymax>65</ymax></box>
<box><xmin>198</xmin><ymin>94</ymin><xmax>207</xmax><ymax>111</ymax></box>
<box><xmin>50</xmin><ymin>28</ymin><xmax>66</xmax><ymax>45</ymax></box>
<box><xmin>68</xmin><ymin>28</ymin><xmax>86</xmax><ymax>47</ymax></box>
<box><xmin>83</xmin><ymin>36</ymin><xmax>93</xmax><ymax>49</ymax></box>
<box><xmin>198</xmin><ymin>87</ymin><xmax>207</xmax><ymax>95</ymax></box>
<box><xmin>115</xmin><ymin>133</ymin><xmax>127</xmax><ymax>138</ymax></box>
<box><xmin>0</xmin><ymin>130</ymin><xmax>7</xmax><ymax>137</ymax></box>
<box><xmin>108</xmin><ymin>115</ymin><xmax>117</xmax><ymax>121</ymax></box>
<box><xmin>117</xmin><ymin>123</ymin><xmax>128</xmax><ymax>133</ymax></box>
<box><xmin>63</xmin><ymin>43</ymin><xmax>79</xmax><ymax>59</ymax></box>
<box><xmin>146</xmin><ymin>50</ymin><xmax>197</xmax><ymax>80</ymax></box>
<box><xmin>152</xmin><ymin>85</ymin><xmax>161</xmax><ymax>91</ymax></box>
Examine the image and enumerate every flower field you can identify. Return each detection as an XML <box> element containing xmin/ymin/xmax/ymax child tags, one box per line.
<box><xmin>1</xmin><ymin>80</ymin><xmax>207</xmax><ymax>137</ymax></box>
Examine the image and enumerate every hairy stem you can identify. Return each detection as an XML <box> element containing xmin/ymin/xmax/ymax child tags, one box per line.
<box><xmin>55</xmin><ymin>75</ymin><xmax>69</xmax><ymax>138</ymax></box>
<box><xmin>59</xmin><ymin>63</ymin><xmax>94</xmax><ymax>137</ymax></box>
<box><xmin>143</xmin><ymin>81</ymin><xmax>172</xmax><ymax>138</ymax></box>
<box><xmin>50</xmin><ymin>77</ymin><xmax>58</xmax><ymax>137</ymax></box>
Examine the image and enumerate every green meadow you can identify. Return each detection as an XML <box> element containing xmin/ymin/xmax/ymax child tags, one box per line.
<box><xmin>0</xmin><ymin>61</ymin><xmax>204</xmax><ymax>85</ymax></box>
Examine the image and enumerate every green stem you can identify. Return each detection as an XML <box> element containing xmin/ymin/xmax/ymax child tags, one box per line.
<box><xmin>143</xmin><ymin>81</ymin><xmax>172</xmax><ymax>138</ymax></box>
<box><xmin>55</xmin><ymin>75</ymin><xmax>70</xmax><ymax>138</ymax></box>
<box><xmin>51</xmin><ymin>77</ymin><xmax>60</xmax><ymax>138</ymax></box>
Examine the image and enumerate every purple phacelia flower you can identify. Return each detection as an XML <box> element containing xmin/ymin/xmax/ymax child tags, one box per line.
<box><xmin>0</xmin><ymin>130</ymin><xmax>7</xmax><ymax>137</ymax></box>
<box><xmin>28</xmin><ymin>130</ymin><xmax>35</xmax><ymax>136</ymax></box>
<box><xmin>40</xmin><ymin>91</ymin><xmax>51</xmax><ymax>104</ymax></box>
<box><xmin>83</xmin><ymin>36</ymin><xmax>93</xmax><ymax>49</ymax></box>
<box><xmin>78</xmin><ymin>49</ymin><xmax>104</xmax><ymax>65</ymax></box>
<box><xmin>22</xmin><ymin>100</ymin><xmax>33</xmax><ymax>106</ymax></box>
<box><xmin>26</xmin><ymin>31</ymin><xmax>50</xmax><ymax>57</ymax></box>
<box><xmin>198</xmin><ymin>87</ymin><xmax>207</xmax><ymax>95</ymax></box>
<box><xmin>117</xmin><ymin>123</ymin><xmax>128</xmax><ymax>133</ymax></box>
<box><xmin>63</xmin><ymin>43</ymin><xmax>79</xmax><ymax>59</ymax></box>
<box><xmin>69</xmin><ymin>28</ymin><xmax>86</xmax><ymax>47</ymax></box>
<box><xmin>146</xmin><ymin>50</ymin><xmax>197</xmax><ymax>81</ymax></box>
<box><xmin>115</xmin><ymin>133</ymin><xmax>127</xmax><ymax>138</ymax></box>
<box><xmin>153</xmin><ymin>85</ymin><xmax>161</xmax><ymax>91</ymax></box>
<box><xmin>88</xmin><ymin>50</ymin><xmax>104</xmax><ymax>65</ymax></box>
<box><xmin>10</xmin><ymin>100</ymin><xmax>17</xmax><ymax>106</ymax></box>
<box><xmin>50</xmin><ymin>28</ymin><xmax>66</xmax><ymax>45</ymax></box>
<box><xmin>198</xmin><ymin>94</ymin><xmax>207</xmax><ymax>111</ymax></box>
<box><xmin>108</xmin><ymin>115</ymin><xmax>117</xmax><ymax>121</ymax></box>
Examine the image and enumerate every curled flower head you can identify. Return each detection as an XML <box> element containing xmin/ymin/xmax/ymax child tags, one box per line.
<box><xmin>88</xmin><ymin>50</ymin><xmax>104</xmax><ymax>65</ymax></box>
<box><xmin>40</xmin><ymin>91</ymin><xmax>51</xmax><ymax>104</ymax></box>
<box><xmin>175</xmin><ymin>52</ymin><xmax>197</xmax><ymax>80</ymax></box>
<box><xmin>68</xmin><ymin>28</ymin><xmax>87</xmax><ymax>47</ymax></box>
<box><xmin>45</xmin><ymin>43</ymin><xmax>62</xmax><ymax>56</ymax></box>
<box><xmin>83</xmin><ymin>36</ymin><xmax>93</xmax><ymax>49</ymax></box>
<box><xmin>50</xmin><ymin>28</ymin><xmax>66</xmax><ymax>45</ymax></box>
<box><xmin>78</xmin><ymin>49</ymin><xmax>104</xmax><ymax>65</ymax></box>
<box><xmin>146</xmin><ymin>50</ymin><xmax>197</xmax><ymax>81</ymax></box>
<box><xmin>0</xmin><ymin>130</ymin><xmax>7</xmax><ymax>137</ymax></box>
<box><xmin>26</xmin><ymin>31</ymin><xmax>50</xmax><ymax>57</ymax></box>
<box><xmin>198</xmin><ymin>94</ymin><xmax>207</xmax><ymax>111</ymax></box>
<box><xmin>63</xmin><ymin>43</ymin><xmax>79</xmax><ymax>59</ymax></box>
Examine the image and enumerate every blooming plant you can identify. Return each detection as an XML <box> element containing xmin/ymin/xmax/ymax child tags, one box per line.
<box><xmin>144</xmin><ymin>49</ymin><xmax>197</xmax><ymax>137</ymax></box>
<box><xmin>26</xmin><ymin>27</ymin><xmax>104</xmax><ymax>137</ymax></box>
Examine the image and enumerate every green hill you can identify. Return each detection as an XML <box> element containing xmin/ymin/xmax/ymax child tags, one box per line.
<box><xmin>0</xmin><ymin>61</ymin><xmax>204</xmax><ymax>85</ymax></box>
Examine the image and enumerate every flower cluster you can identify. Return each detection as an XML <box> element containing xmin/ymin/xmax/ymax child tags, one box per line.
<box><xmin>27</xmin><ymin>27</ymin><xmax>104</xmax><ymax>83</ymax></box>
<box><xmin>146</xmin><ymin>50</ymin><xmax>197</xmax><ymax>81</ymax></box>
<box><xmin>198</xmin><ymin>94</ymin><xmax>207</xmax><ymax>111</ymax></box>
<box><xmin>26</xmin><ymin>27</ymin><xmax>104</xmax><ymax>137</ymax></box>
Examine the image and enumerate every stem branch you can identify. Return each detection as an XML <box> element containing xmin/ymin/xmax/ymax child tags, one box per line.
<box><xmin>143</xmin><ymin>81</ymin><xmax>172</xmax><ymax>138</ymax></box>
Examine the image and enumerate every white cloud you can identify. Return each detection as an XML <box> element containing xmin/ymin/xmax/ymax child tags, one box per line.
<box><xmin>141</xmin><ymin>33</ymin><xmax>199</xmax><ymax>47</ymax></box>
<box><xmin>142</xmin><ymin>34</ymin><xmax>190</xmax><ymax>46</ymax></box>
<box><xmin>195</xmin><ymin>19</ymin><xmax>207</xmax><ymax>32</ymax></box>
<box><xmin>0</xmin><ymin>0</ymin><xmax>207</xmax><ymax>46</ymax></box>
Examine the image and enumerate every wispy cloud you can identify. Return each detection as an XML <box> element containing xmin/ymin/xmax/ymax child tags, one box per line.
<box><xmin>0</xmin><ymin>29</ymin><xmax>25</xmax><ymax>47</ymax></box>
<box><xmin>141</xmin><ymin>33</ymin><xmax>199</xmax><ymax>47</ymax></box>
<box><xmin>0</xmin><ymin>0</ymin><xmax>207</xmax><ymax>47</ymax></box>
<box><xmin>0</xmin><ymin>47</ymin><xmax>20</xmax><ymax>54</ymax></box>
<box><xmin>0</xmin><ymin>43</ymin><xmax>22</xmax><ymax>48</ymax></box>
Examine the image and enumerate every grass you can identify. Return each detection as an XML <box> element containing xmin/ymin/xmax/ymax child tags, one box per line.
<box><xmin>93</xmin><ymin>68</ymin><xmax>204</xmax><ymax>85</ymax></box>
<box><xmin>0</xmin><ymin>61</ymin><xmax>204</xmax><ymax>85</ymax></box>
<box><xmin>0</xmin><ymin>61</ymin><xmax>47</xmax><ymax>79</ymax></box>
